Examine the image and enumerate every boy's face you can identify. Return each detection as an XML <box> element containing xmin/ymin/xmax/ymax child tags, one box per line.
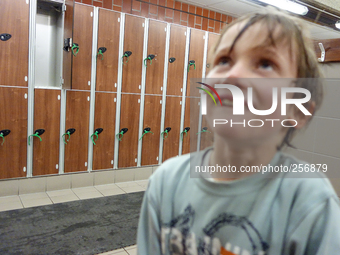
<box><xmin>204</xmin><ymin>21</ymin><xmax>301</xmax><ymax>147</ymax></box>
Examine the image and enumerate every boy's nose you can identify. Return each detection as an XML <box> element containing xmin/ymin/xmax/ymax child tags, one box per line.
<box><xmin>224</xmin><ymin>61</ymin><xmax>252</xmax><ymax>79</ymax></box>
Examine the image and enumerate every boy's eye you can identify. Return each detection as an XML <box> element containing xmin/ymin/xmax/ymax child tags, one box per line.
<box><xmin>259</xmin><ymin>59</ymin><xmax>275</xmax><ymax>71</ymax></box>
<box><xmin>217</xmin><ymin>57</ymin><xmax>231</xmax><ymax>66</ymax></box>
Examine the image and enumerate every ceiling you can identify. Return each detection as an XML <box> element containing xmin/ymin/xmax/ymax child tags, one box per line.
<box><xmin>179</xmin><ymin>0</ymin><xmax>340</xmax><ymax>39</ymax></box>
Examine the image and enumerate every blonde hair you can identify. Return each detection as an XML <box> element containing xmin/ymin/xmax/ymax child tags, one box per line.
<box><xmin>208</xmin><ymin>7</ymin><xmax>323</xmax><ymax>148</ymax></box>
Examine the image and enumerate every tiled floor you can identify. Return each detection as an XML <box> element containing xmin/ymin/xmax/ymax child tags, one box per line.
<box><xmin>0</xmin><ymin>180</ymin><xmax>147</xmax><ymax>255</ymax></box>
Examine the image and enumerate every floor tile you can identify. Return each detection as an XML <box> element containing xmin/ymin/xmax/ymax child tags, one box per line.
<box><xmin>115</xmin><ymin>181</ymin><xmax>140</xmax><ymax>189</ymax></box>
<box><xmin>47</xmin><ymin>189</ymin><xmax>75</xmax><ymax>197</ymax></box>
<box><xmin>48</xmin><ymin>193</ymin><xmax>80</xmax><ymax>204</ymax></box>
<box><xmin>120</xmin><ymin>186</ymin><xmax>145</xmax><ymax>194</ymax></box>
<box><xmin>97</xmin><ymin>248</ymin><xmax>128</xmax><ymax>255</ymax></box>
<box><xmin>19</xmin><ymin>192</ymin><xmax>50</xmax><ymax>200</ymax></box>
<box><xmin>95</xmin><ymin>184</ymin><xmax>126</xmax><ymax>196</ymax></box>
<box><xmin>135</xmin><ymin>180</ymin><xmax>148</xmax><ymax>188</ymax></box>
<box><xmin>124</xmin><ymin>245</ymin><xmax>137</xmax><ymax>255</ymax></box>
<box><xmin>72</xmin><ymin>187</ymin><xmax>104</xmax><ymax>200</ymax></box>
<box><xmin>20</xmin><ymin>197</ymin><xmax>53</xmax><ymax>208</ymax></box>
<box><xmin>0</xmin><ymin>200</ymin><xmax>24</xmax><ymax>212</ymax></box>
<box><xmin>0</xmin><ymin>195</ymin><xmax>21</xmax><ymax>204</ymax></box>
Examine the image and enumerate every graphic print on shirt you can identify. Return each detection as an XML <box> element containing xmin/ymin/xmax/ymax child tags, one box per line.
<box><xmin>161</xmin><ymin>205</ymin><xmax>269</xmax><ymax>255</ymax></box>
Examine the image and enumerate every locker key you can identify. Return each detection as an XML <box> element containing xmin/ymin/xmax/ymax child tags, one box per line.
<box><xmin>116</xmin><ymin>128</ymin><xmax>128</xmax><ymax>141</ymax></box>
<box><xmin>161</xmin><ymin>127</ymin><xmax>171</xmax><ymax>140</ymax></box>
<box><xmin>180</xmin><ymin>127</ymin><xmax>190</xmax><ymax>141</ymax></box>
<box><xmin>28</xmin><ymin>129</ymin><xmax>45</xmax><ymax>146</ymax></box>
<box><xmin>62</xmin><ymin>128</ymin><xmax>76</xmax><ymax>145</ymax></box>
<box><xmin>196</xmin><ymin>127</ymin><xmax>211</xmax><ymax>135</ymax></box>
<box><xmin>139</xmin><ymin>127</ymin><xmax>154</xmax><ymax>140</ymax></box>
<box><xmin>97</xmin><ymin>47</ymin><xmax>107</xmax><ymax>60</ymax></box>
<box><xmin>188</xmin><ymin>60</ymin><xmax>196</xmax><ymax>72</ymax></box>
<box><xmin>91</xmin><ymin>128</ymin><xmax>103</xmax><ymax>145</ymax></box>
<box><xmin>169</xmin><ymin>57</ymin><xmax>176</xmax><ymax>63</ymax></box>
<box><xmin>0</xmin><ymin>129</ymin><xmax>11</xmax><ymax>146</ymax></box>
<box><xmin>144</xmin><ymin>54</ymin><xmax>155</xmax><ymax>67</ymax></box>
<box><xmin>0</xmin><ymin>33</ymin><xmax>11</xmax><ymax>41</ymax></box>
<box><xmin>122</xmin><ymin>51</ymin><xmax>132</xmax><ymax>63</ymax></box>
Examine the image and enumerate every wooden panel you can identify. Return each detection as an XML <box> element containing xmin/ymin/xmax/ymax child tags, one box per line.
<box><xmin>166</xmin><ymin>25</ymin><xmax>187</xmax><ymax>96</ymax></box>
<box><xmin>0</xmin><ymin>87</ymin><xmax>27</xmax><ymax>179</ymax></box>
<box><xmin>118</xmin><ymin>94</ymin><xmax>140</xmax><ymax>168</ymax></box>
<box><xmin>0</xmin><ymin>0</ymin><xmax>29</xmax><ymax>87</ymax></box>
<box><xmin>162</xmin><ymin>96</ymin><xmax>182</xmax><ymax>162</ymax></box>
<box><xmin>314</xmin><ymin>39</ymin><xmax>340</xmax><ymax>62</ymax></box>
<box><xmin>72</xmin><ymin>3</ymin><xmax>93</xmax><ymax>90</ymax></box>
<box><xmin>206</xmin><ymin>33</ymin><xmax>220</xmax><ymax>76</ymax></box>
<box><xmin>121</xmin><ymin>15</ymin><xmax>145</xmax><ymax>93</ymax></box>
<box><xmin>141</xmin><ymin>95</ymin><xmax>162</xmax><ymax>166</ymax></box>
<box><xmin>200</xmin><ymin>115</ymin><xmax>214</xmax><ymax>150</ymax></box>
<box><xmin>33</xmin><ymin>89</ymin><xmax>61</xmax><ymax>176</ymax></box>
<box><xmin>93</xmin><ymin>92</ymin><xmax>116</xmax><ymax>170</ymax></box>
<box><xmin>62</xmin><ymin>0</ymin><xmax>75</xmax><ymax>89</ymax></box>
<box><xmin>96</xmin><ymin>9</ymin><xmax>120</xmax><ymax>92</ymax></box>
<box><xmin>145</xmin><ymin>20</ymin><xmax>167</xmax><ymax>95</ymax></box>
<box><xmin>182</xmin><ymin>97</ymin><xmax>200</xmax><ymax>155</ymax></box>
<box><xmin>64</xmin><ymin>90</ymin><xmax>90</xmax><ymax>172</ymax></box>
<box><xmin>186</xmin><ymin>29</ymin><xmax>205</xmax><ymax>97</ymax></box>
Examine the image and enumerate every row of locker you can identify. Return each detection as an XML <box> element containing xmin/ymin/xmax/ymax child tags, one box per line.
<box><xmin>0</xmin><ymin>87</ymin><xmax>214</xmax><ymax>179</ymax></box>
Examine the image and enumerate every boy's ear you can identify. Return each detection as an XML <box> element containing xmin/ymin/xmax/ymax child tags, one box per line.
<box><xmin>289</xmin><ymin>101</ymin><xmax>315</xmax><ymax>129</ymax></box>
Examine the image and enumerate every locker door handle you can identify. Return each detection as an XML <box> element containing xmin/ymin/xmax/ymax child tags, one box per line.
<box><xmin>144</xmin><ymin>54</ymin><xmax>155</xmax><ymax>67</ymax></box>
<box><xmin>188</xmin><ymin>60</ymin><xmax>196</xmax><ymax>72</ymax></box>
<box><xmin>0</xmin><ymin>33</ymin><xmax>11</xmax><ymax>41</ymax></box>
<box><xmin>122</xmin><ymin>51</ymin><xmax>132</xmax><ymax>63</ymax></box>
<box><xmin>28</xmin><ymin>129</ymin><xmax>45</xmax><ymax>146</ymax></box>
<box><xmin>169</xmin><ymin>57</ymin><xmax>176</xmax><ymax>63</ymax></box>
<box><xmin>139</xmin><ymin>127</ymin><xmax>154</xmax><ymax>140</ymax></box>
<box><xmin>197</xmin><ymin>127</ymin><xmax>211</xmax><ymax>135</ymax></box>
<box><xmin>91</xmin><ymin>128</ymin><xmax>103</xmax><ymax>145</ymax></box>
<box><xmin>62</xmin><ymin>128</ymin><xmax>76</xmax><ymax>144</ymax></box>
<box><xmin>161</xmin><ymin>127</ymin><xmax>171</xmax><ymax>139</ymax></box>
<box><xmin>0</xmin><ymin>129</ymin><xmax>11</xmax><ymax>145</ymax></box>
<box><xmin>180</xmin><ymin>127</ymin><xmax>190</xmax><ymax>141</ymax></box>
<box><xmin>116</xmin><ymin>128</ymin><xmax>128</xmax><ymax>141</ymax></box>
<box><xmin>97</xmin><ymin>47</ymin><xmax>107</xmax><ymax>60</ymax></box>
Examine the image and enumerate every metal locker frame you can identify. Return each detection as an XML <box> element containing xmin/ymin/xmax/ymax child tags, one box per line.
<box><xmin>113</xmin><ymin>13</ymin><xmax>125</xmax><ymax>169</ymax></box>
<box><xmin>87</xmin><ymin>6</ymin><xmax>99</xmax><ymax>172</ymax></box>
<box><xmin>178</xmin><ymin>27</ymin><xmax>191</xmax><ymax>156</ymax></box>
<box><xmin>158</xmin><ymin>23</ymin><xmax>171</xmax><ymax>164</ymax></box>
<box><xmin>197</xmin><ymin>31</ymin><xmax>209</xmax><ymax>152</ymax></box>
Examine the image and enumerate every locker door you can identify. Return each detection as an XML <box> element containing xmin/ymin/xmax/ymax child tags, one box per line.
<box><xmin>62</xmin><ymin>0</ymin><xmax>75</xmax><ymax>89</ymax></box>
<box><xmin>72</xmin><ymin>3</ymin><xmax>93</xmax><ymax>90</ymax></box>
<box><xmin>118</xmin><ymin>94</ymin><xmax>140</xmax><ymax>168</ymax></box>
<box><xmin>93</xmin><ymin>92</ymin><xmax>116</xmax><ymax>170</ymax></box>
<box><xmin>0</xmin><ymin>0</ymin><xmax>29</xmax><ymax>87</ymax></box>
<box><xmin>33</xmin><ymin>89</ymin><xmax>61</xmax><ymax>176</ymax></box>
<box><xmin>64</xmin><ymin>90</ymin><xmax>90</xmax><ymax>172</ymax></box>
<box><xmin>200</xmin><ymin>115</ymin><xmax>214</xmax><ymax>150</ymax></box>
<box><xmin>206</xmin><ymin>33</ymin><xmax>220</xmax><ymax>76</ymax></box>
<box><xmin>182</xmin><ymin>97</ymin><xmax>200</xmax><ymax>155</ymax></box>
<box><xmin>121</xmin><ymin>15</ymin><xmax>145</xmax><ymax>94</ymax></box>
<box><xmin>144</xmin><ymin>20</ymin><xmax>167</xmax><ymax>95</ymax></box>
<box><xmin>96</xmin><ymin>9</ymin><xmax>120</xmax><ymax>92</ymax></box>
<box><xmin>166</xmin><ymin>25</ymin><xmax>187</xmax><ymax>96</ymax></box>
<box><xmin>162</xmin><ymin>96</ymin><xmax>182</xmax><ymax>162</ymax></box>
<box><xmin>141</xmin><ymin>95</ymin><xmax>162</xmax><ymax>166</ymax></box>
<box><xmin>186</xmin><ymin>29</ymin><xmax>206</xmax><ymax>97</ymax></box>
<box><xmin>0</xmin><ymin>87</ymin><xmax>27</xmax><ymax>179</ymax></box>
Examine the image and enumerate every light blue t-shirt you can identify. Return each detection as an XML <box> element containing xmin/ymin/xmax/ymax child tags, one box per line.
<box><xmin>137</xmin><ymin>148</ymin><xmax>340</xmax><ymax>255</ymax></box>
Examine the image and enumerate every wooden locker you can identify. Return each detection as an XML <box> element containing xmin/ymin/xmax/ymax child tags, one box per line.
<box><xmin>162</xmin><ymin>96</ymin><xmax>182</xmax><ymax>162</ymax></box>
<box><xmin>121</xmin><ymin>15</ymin><xmax>145</xmax><ymax>94</ymax></box>
<box><xmin>0</xmin><ymin>0</ymin><xmax>29</xmax><ymax>87</ymax></box>
<box><xmin>0</xmin><ymin>87</ymin><xmax>27</xmax><ymax>179</ymax></box>
<box><xmin>186</xmin><ymin>29</ymin><xmax>206</xmax><ymax>97</ymax></box>
<box><xmin>141</xmin><ymin>95</ymin><xmax>162</xmax><ymax>166</ymax></box>
<box><xmin>33</xmin><ymin>89</ymin><xmax>61</xmax><ymax>176</ymax></box>
<box><xmin>72</xmin><ymin>3</ymin><xmax>93</xmax><ymax>90</ymax></box>
<box><xmin>92</xmin><ymin>92</ymin><xmax>116</xmax><ymax>170</ymax></box>
<box><xmin>166</xmin><ymin>25</ymin><xmax>187</xmax><ymax>96</ymax></box>
<box><xmin>144</xmin><ymin>20</ymin><xmax>167</xmax><ymax>95</ymax></box>
<box><xmin>118</xmin><ymin>94</ymin><xmax>140</xmax><ymax>168</ymax></box>
<box><xmin>200</xmin><ymin>115</ymin><xmax>214</xmax><ymax>150</ymax></box>
<box><xmin>62</xmin><ymin>0</ymin><xmax>75</xmax><ymax>89</ymax></box>
<box><xmin>96</xmin><ymin>9</ymin><xmax>120</xmax><ymax>92</ymax></box>
<box><xmin>206</xmin><ymin>33</ymin><xmax>220</xmax><ymax>76</ymax></box>
<box><xmin>64</xmin><ymin>90</ymin><xmax>90</xmax><ymax>172</ymax></box>
<box><xmin>182</xmin><ymin>97</ymin><xmax>200</xmax><ymax>155</ymax></box>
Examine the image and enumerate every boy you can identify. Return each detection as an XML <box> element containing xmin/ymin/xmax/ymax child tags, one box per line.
<box><xmin>137</xmin><ymin>7</ymin><xmax>340</xmax><ymax>255</ymax></box>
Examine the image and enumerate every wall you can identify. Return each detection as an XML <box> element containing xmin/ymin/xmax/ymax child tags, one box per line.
<box><xmin>74</xmin><ymin>0</ymin><xmax>234</xmax><ymax>33</ymax></box>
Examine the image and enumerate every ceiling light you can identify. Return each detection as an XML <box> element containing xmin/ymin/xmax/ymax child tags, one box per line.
<box><xmin>336</xmin><ymin>21</ymin><xmax>340</xmax><ymax>29</ymax></box>
<box><xmin>257</xmin><ymin>0</ymin><xmax>309</xmax><ymax>15</ymax></box>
